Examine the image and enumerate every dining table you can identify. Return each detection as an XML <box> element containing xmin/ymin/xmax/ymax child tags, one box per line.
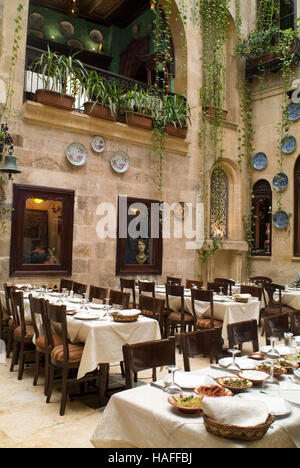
<box><xmin>91</xmin><ymin>360</ymin><xmax>300</xmax><ymax>449</ymax></box>
<box><xmin>282</xmin><ymin>288</ymin><xmax>300</xmax><ymax>310</ymax></box>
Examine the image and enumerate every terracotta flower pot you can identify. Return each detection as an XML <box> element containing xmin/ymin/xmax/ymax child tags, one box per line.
<box><xmin>84</xmin><ymin>102</ymin><xmax>116</xmax><ymax>121</ymax></box>
<box><xmin>36</xmin><ymin>89</ymin><xmax>74</xmax><ymax>111</ymax></box>
<box><xmin>125</xmin><ymin>111</ymin><xmax>153</xmax><ymax>130</ymax></box>
<box><xmin>203</xmin><ymin>107</ymin><xmax>228</xmax><ymax>120</ymax></box>
<box><xmin>165</xmin><ymin>123</ymin><xmax>187</xmax><ymax>139</ymax></box>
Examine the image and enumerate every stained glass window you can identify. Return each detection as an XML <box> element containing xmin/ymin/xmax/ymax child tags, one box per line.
<box><xmin>210</xmin><ymin>169</ymin><xmax>228</xmax><ymax>239</ymax></box>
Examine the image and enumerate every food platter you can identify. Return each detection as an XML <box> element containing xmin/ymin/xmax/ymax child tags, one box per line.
<box><xmin>194</xmin><ymin>385</ymin><xmax>233</xmax><ymax>398</ymax></box>
<box><xmin>237</xmin><ymin>370</ymin><xmax>269</xmax><ymax>385</ymax></box>
<box><xmin>168</xmin><ymin>394</ymin><xmax>203</xmax><ymax>413</ymax></box>
<box><xmin>216</xmin><ymin>376</ymin><xmax>253</xmax><ymax>393</ymax></box>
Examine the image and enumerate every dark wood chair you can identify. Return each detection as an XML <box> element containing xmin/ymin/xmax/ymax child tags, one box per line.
<box><xmin>249</xmin><ymin>276</ymin><xmax>272</xmax><ymax>285</ymax></box>
<box><xmin>138</xmin><ymin>281</ymin><xmax>156</xmax><ymax>298</ymax></box>
<box><xmin>4</xmin><ymin>283</ymin><xmax>15</xmax><ymax>357</ymax></box>
<box><xmin>186</xmin><ymin>279</ymin><xmax>203</xmax><ymax>289</ymax></box>
<box><xmin>139</xmin><ymin>295</ymin><xmax>165</xmax><ymax>335</ymax></box>
<box><xmin>122</xmin><ymin>337</ymin><xmax>176</xmax><ymax>389</ymax></box>
<box><xmin>89</xmin><ymin>285</ymin><xmax>108</xmax><ymax>304</ymax></box>
<box><xmin>109</xmin><ymin>290</ymin><xmax>130</xmax><ymax>309</ymax></box>
<box><xmin>191</xmin><ymin>289</ymin><xmax>223</xmax><ymax>329</ymax></box>
<box><xmin>45</xmin><ymin>301</ymin><xmax>102</xmax><ymax>416</ymax></box>
<box><xmin>60</xmin><ymin>279</ymin><xmax>73</xmax><ymax>292</ymax></box>
<box><xmin>165</xmin><ymin>284</ymin><xmax>195</xmax><ymax>338</ymax></box>
<box><xmin>263</xmin><ymin>313</ymin><xmax>290</xmax><ymax>345</ymax></box>
<box><xmin>214</xmin><ymin>278</ymin><xmax>235</xmax><ymax>295</ymax></box>
<box><xmin>10</xmin><ymin>290</ymin><xmax>35</xmax><ymax>380</ymax></box>
<box><xmin>240</xmin><ymin>285</ymin><xmax>263</xmax><ymax>300</ymax></box>
<box><xmin>181</xmin><ymin>328</ymin><xmax>223</xmax><ymax>368</ymax></box>
<box><xmin>29</xmin><ymin>295</ymin><xmax>62</xmax><ymax>395</ymax></box>
<box><xmin>207</xmin><ymin>281</ymin><xmax>229</xmax><ymax>296</ymax></box>
<box><xmin>166</xmin><ymin>276</ymin><xmax>182</xmax><ymax>286</ymax></box>
<box><xmin>0</xmin><ymin>299</ymin><xmax>10</xmax><ymax>343</ymax></box>
<box><xmin>264</xmin><ymin>283</ymin><xmax>294</xmax><ymax>316</ymax></box>
<box><xmin>290</xmin><ymin>309</ymin><xmax>300</xmax><ymax>335</ymax></box>
<box><xmin>120</xmin><ymin>278</ymin><xmax>137</xmax><ymax>309</ymax></box>
<box><xmin>227</xmin><ymin>319</ymin><xmax>259</xmax><ymax>353</ymax></box>
<box><xmin>72</xmin><ymin>282</ymin><xmax>88</xmax><ymax>296</ymax></box>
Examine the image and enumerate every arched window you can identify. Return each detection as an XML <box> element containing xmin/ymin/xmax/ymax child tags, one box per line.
<box><xmin>252</xmin><ymin>180</ymin><xmax>272</xmax><ymax>256</ymax></box>
<box><xmin>210</xmin><ymin>169</ymin><xmax>229</xmax><ymax>239</ymax></box>
<box><xmin>294</xmin><ymin>156</ymin><xmax>300</xmax><ymax>256</ymax></box>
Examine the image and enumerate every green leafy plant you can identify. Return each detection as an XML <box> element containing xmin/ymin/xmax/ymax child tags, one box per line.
<box><xmin>160</xmin><ymin>94</ymin><xmax>191</xmax><ymax>129</ymax></box>
<box><xmin>84</xmin><ymin>71</ymin><xmax>125</xmax><ymax>117</ymax></box>
<box><xmin>290</xmin><ymin>273</ymin><xmax>300</xmax><ymax>289</ymax></box>
<box><xmin>122</xmin><ymin>84</ymin><xmax>155</xmax><ymax>116</ymax></box>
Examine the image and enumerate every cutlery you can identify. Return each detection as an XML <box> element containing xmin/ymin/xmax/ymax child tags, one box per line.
<box><xmin>210</xmin><ymin>364</ymin><xmax>238</xmax><ymax>374</ymax></box>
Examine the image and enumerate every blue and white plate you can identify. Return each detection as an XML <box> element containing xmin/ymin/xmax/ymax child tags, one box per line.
<box><xmin>252</xmin><ymin>152</ymin><xmax>268</xmax><ymax>170</ymax></box>
<box><xmin>287</xmin><ymin>102</ymin><xmax>300</xmax><ymax>122</ymax></box>
<box><xmin>281</xmin><ymin>135</ymin><xmax>297</xmax><ymax>154</ymax></box>
<box><xmin>273</xmin><ymin>173</ymin><xmax>288</xmax><ymax>191</ymax></box>
<box><xmin>273</xmin><ymin>210</ymin><xmax>289</xmax><ymax>229</ymax></box>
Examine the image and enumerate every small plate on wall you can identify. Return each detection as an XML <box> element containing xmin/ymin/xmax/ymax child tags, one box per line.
<box><xmin>273</xmin><ymin>173</ymin><xmax>288</xmax><ymax>192</ymax></box>
<box><xmin>273</xmin><ymin>210</ymin><xmax>289</xmax><ymax>229</ymax></box>
<box><xmin>91</xmin><ymin>136</ymin><xmax>106</xmax><ymax>153</ymax></box>
<box><xmin>281</xmin><ymin>135</ymin><xmax>297</xmax><ymax>154</ymax></box>
<box><xmin>110</xmin><ymin>151</ymin><xmax>130</xmax><ymax>173</ymax></box>
<box><xmin>252</xmin><ymin>152</ymin><xmax>268</xmax><ymax>170</ymax></box>
<box><xmin>66</xmin><ymin>142</ymin><xmax>88</xmax><ymax>166</ymax></box>
<box><xmin>287</xmin><ymin>102</ymin><xmax>300</xmax><ymax>122</ymax></box>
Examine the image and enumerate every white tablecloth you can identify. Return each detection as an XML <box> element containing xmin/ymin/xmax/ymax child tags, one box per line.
<box><xmin>282</xmin><ymin>289</ymin><xmax>300</xmax><ymax>309</ymax></box>
<box><xmin>91</xmin><ymin>366</ymin><xmax>300</xmax><ymax>449</ymax></box>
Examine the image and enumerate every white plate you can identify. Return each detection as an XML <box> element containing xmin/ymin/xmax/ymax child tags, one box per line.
<box><xmin>172</xmin><ymin>372</ymin><xmax>212</xmax><ymax>389</ymax></box>
<box><xmin>260</xmin><ymin>345</ymin><xmax>296</xmax><ymax>356</ymax></box>
<box><xmin>66</xmin><ymin>143</ymin><xmax>88</xmax><ymax>166</ymax></box>
<box><xmin>91</xmin><ymin>136</ymin><xmax>106</xmax><ymax>153</ymax></box>
<box><xmin>89</xmin><ymin>303</ymin><xmax>106</xmax><ymax>309</ymax></box>
<box><xmin>74</xmin><ymin>313</ymin><xmax>99</xmax><ymax>321</ymax></box>
<box><xmin>218</xmin><ymin>357</ymin><xmax>256</xmax><ymax>370</ymax></box>
<box><xmin>235</xmin><ymin>394</ymin><xmax>292</xmax><ymax>418</ymax></box>
<box><xmin>68</xmin><ymin>298</ymin><xmax>83</xmax><ymax>304</ymax></box>
<box><xmin>110</xmin><ymin>151</ymin><xmax>130</xmax><ymax>173</ymax></box>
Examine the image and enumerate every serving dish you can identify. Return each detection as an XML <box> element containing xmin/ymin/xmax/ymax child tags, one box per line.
<box><xmin>110</xmin><ymin>151</ymin><xmax>130</xmax><ymax>173</ymax></box>
<box><xmin>168</xmin><ymin>394</ymin><xmax>203</xmax><ymax>413</ymax></box>
<box><xmin>247</xmin><ymin>352</ymin><xmax>265</xmax><ymax>360</ymax></box>
<box><xmin>111</xmin><ymin>310</ymin><xmax>140</xmax><ymax>322</ymax></box>
<box><xmin>237</xmin><ymin>370</ymin><xmax>269</xmax><ymax>385</ymax></box>
<box><xmin>275</xmin><ymin>359</ymin><xmax>299</xmax><ymax>373</ymax></box>
<box><xmin>216</xmin><ymin>376</ymin><xmax>253</xmax><ymax>393</ymax></box>
<box><xmin>255</xmin><ymin>362</ymin><xmax>287</xmax><ymax>377</ymax></box>
<box><xmin>284</xmin><ymin>354</ymin><xmax>300</xmax><ymax>362</ymax></box>
<box><xmin>194</xmin><ymin>385</ymin><xmax>233</xmax><ymax>398</ymax></box>
<box><xmin>281</xmin><ymin>135</ymin><xmax>297</xmax><ymax>154</ymax></box>
<box><xmin>66</xmin><ymin>142</ymin><xmax>88</xmax><ymax>166</ymax></box>
<box><xmin>74</xmin><ymin>312</ymin><xmax>99</xmax><ymax>321</ymax></box>
<box><xmin>252</xmin><ymin>152</ymin><xmax>268</xmax><ymax>170</ymax></box>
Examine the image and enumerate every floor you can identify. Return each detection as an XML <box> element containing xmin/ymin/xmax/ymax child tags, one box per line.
<box><xmin>0</xmin><ymin>334</ymin><xmax>264</xmax><ymax>448</ymax></box>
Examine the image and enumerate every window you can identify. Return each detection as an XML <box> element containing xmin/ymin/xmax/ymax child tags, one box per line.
<box><xmin>252</xmin><ymin>180</ymin><xmax>272</xmax><ymax>256</ymax></box>
<box><xmin>10</xmin><ymin>184</ymin><xmax>75</xmax><ymax>276</ymax></box>
<box><xmin>210</xmin><ymin>169</ymin><xmax>229</xmax><ymax>239</ymax></box>
<box><xmin>280</xmin><ymin>0</ymin><xmax>296</xmax><ymax>30</ymax></box>
<box><xmin>294</xmin><ymin>156</ymin><xmax>300</xmax><ymax>256</ymax></box>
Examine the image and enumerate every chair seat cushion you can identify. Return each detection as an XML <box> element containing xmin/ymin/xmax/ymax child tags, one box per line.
<box><xmin>36</xmin><ymin>334</ymin><xmax>63</xmax><ymax>349</ymax></box>
<box><xmin>51</xmin><ymin>344</ymin><xmax>84</xmax><ymax>363</ymax></box>
<box><xmin>265</xmin><ymin>306</ymin><xmax>293</xmax><ymax>316</ymax></box>
<box><xmin>141</xmin><ymin>309</ymin><xmax>156</xmax><ymax>318</ymax></box>
<box><xmin>169</xmin><ymin>311</ymin><xmax>194</xmax><ymax>322</ymax></box>
<box><xmin>197</xmin><ymin>318</ymin><xmax>223</xmax><ymax>329</ymax></box>
<box><xmin>14</xmin><ymin>325</ymin><xmax>34</xmax><ymax>339</ymax></box>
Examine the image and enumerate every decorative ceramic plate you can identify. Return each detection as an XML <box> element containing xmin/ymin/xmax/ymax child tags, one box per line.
<box><xmin>287</xmin><ymin>102</ymin><xmax>300</xmax><ymax>121</ymax></box>
<box><xmin>110</xmin><ymin>151</ymin><xmax>130</xmax><ymax>173</ymax></box>
<box><xmin>273</xmin><ymin>172</ymin><xmax>288</xmax><ymax>191</ymax></box>
<box><xmin>252</xmin><ymin>152</ymin><xmax>268</xmax><ymax>170</ymax></box>
<box><xmin>90</xmin><ymin>29</ymin><xmax>103</xmax><ymax>44</ymax></box>
<box><xmin>59</xmin><ymin>21</ymin><xmax>75</xmax><ymax>38</ymax></box>
<box><xmin>91</xmin><ymin>136</ymin><xmax>106</xmax><ymax>153</ymax></box>
<box><xmin>281</xmin><ymin>135</ymin><xmax>297</xmax><ymax>154</ymax></box>
<box><xmin>273</xmin><ymin>210</ymin><xmax>289</xmax><ymax>229</ymax></box>
<box><xmin>67</xmin><ymin>39</ymin><xmax>84</xmax><ymax>50</ymax></box>
<box><xmin>66</xmin><ymin>143</ymin><xmax>88</xmax><ymax>166</ymax></box>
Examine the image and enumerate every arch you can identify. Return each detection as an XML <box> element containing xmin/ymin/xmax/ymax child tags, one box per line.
<box><xmin>252</xmin><ymin>179</ymin><xmax>272</xmax><ymax>256</ymax></box>
<box><xmin>294</xmin><ymin>154</ymin><xmax>300</xmax><ymax>255</ymax></box>
<box><xmin>210</xmin><ymin>168</ymin><xmax>229</xmax><ymax>239</ymax></box>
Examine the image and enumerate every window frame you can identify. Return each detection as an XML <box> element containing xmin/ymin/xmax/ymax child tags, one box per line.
<box><xmin>252</xmin><ymin>179</ymin><xmax>272</xmax><ymax>257</ymax></box>
<box><xmin>294</xmin><ymin>156</ymin><xmax>300</xmax><ymax>256</ymax></box>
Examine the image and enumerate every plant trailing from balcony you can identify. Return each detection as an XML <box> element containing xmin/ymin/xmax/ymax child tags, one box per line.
<box><xmin>83</xmin><ymin>71</ymin><xmax>124</xmax><ymax>120</ymax></box>
<box><xmin>122</xmin><ymin>84</ymin><xmax>155</xmax><ymax>130</ymax></box>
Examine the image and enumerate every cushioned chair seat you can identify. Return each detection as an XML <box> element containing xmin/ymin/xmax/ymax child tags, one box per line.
<box><xmin>141</xmin><ymin>309</ymin><xmax>155</xmax><ymax>318</ymax></box>
<box><xmin>51</xmin><ymin>344</ymin><xmax>84</xmax><ymax>363</ymax></box>
<box><xmin>169</xmin><ymin>311</ymin><xmax>194</xmax><ymax>322</ymax></box>
<box><xmin>36</xmin><ymin>334</ymin><xmax>63</xmax><ymax>349</ymax></box>
<box><xmin>265</xmin><ymin>306</ymin><xmax>293</xmax><ymax>316</ymax></box>
<box><xmin>14</xmin><ymin>324</ymin><xmax>34</xmax><ymax>339</ymax></box>
<box><xmin>197</xmin><ymin>318</ymin><xmax>223</xmax><ymax>329</ymax></box>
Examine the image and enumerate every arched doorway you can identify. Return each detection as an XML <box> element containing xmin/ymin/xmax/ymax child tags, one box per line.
<box><xmin>252</xmin><ymin>179</ymin><xmax>272</xmax><ymax>256</ymax></box>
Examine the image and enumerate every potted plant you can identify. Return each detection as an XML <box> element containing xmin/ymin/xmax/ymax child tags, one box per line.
<box><xmin>84</xmin><ymin>71</ymin><xmax>124</xmax><ymax>121</ymax></box>
<box><xmin>122</xmin><ymin>84</ymin><xmax>154</xmax><ymax>130</ymax></box>
<box><xmin>32</xmin><ymin>47</ymin><xmax>87</xmax><ymax>111</ymax></box>
<box><xmin>158</xmin><ymin>94</ymin><xmax>191</xmax><ymax>139</ymax></box>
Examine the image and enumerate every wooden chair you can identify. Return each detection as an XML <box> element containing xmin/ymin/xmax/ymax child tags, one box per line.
<box><xmin>72</xmin><ymin>282</ymin><xmax>87</xmax><ymax>296</ymax></box>
<box><xmin>227</xmin><ymin>319</ymin><xmax>259</xmax><ymax>353</ymax></box>
<box><xmin>29</xmin><ymin>295</ymin><xmax>63</xmax><ymax>395</ymax></box>
<box><xmin>139</xmin><ymin>295</ymin><xmax>165</xmax><ymax>335</ymax></box>
<box><xmin>109</xmin><ymin>290</ymin><xmax>130</xmax><ymax>309</ymax></box>
<box><xmin>181</xmin><ymin>328</ymin><xmax>223</xmax><ymax>368</ymax></box>
<box><xmin>263</xmin><ymin>313</ymin><xmax>290</xmax><ymax>345</ymax></box>
<box><xmin>45</xmin><ymin>301</ymin><xmax>102</xmax><ymax>416</ymax></box>
<box><xmin>264</xmin><ymin>283</ymin><xmax>294</xmax><ymax>316</ymax></box>
<box><xmin>89</xmin><ymin>285</ymin><xmax>108</xmax><ymax>304</ymax></box>
<box><xmin>60</xmin><ymin>279</ymin><xmax>73</xmax><ymax>292</ymax></box>
<box><xmin>165</xmin><ymin>284</ymin><xmax>195</xmax><ymax>338</ymax></box>
<box><xmin>191</xmin><ymin>289</ymin><xmax>223</xmax><ymax>329</ymax></box>
<box><xmin>249</xmin><ymin>276</ymin><xmax>272</xmax><ymax>285</ymax></box>
<box><xmin>290</xmin><ymin>309</ymin><xmax>300</xmax><ymax>335</ymax></box>
<box><xmin>122</xmin><ymin>337</ymin><xmax>176</xmax><ymax>389</ymax></box>
<box><xmin>120</xmin><ymin>278</ymin><xmax>136</xmax><ymax>309</ymax></box>
<box><xmin>4</xmin><ymin>283</ymin><xmax>15</xmax><ymax>357</ymax></box>
<box><xmin>138</xmin><ymin>281</ymin><xmax>156</xmax><ymax>298</ymax></box>
<box><xmin>240</xmin><ymin>285</ymin><xmax>263</xmax><ymax>300</ymax></box>
<box><xmin>10</xmin><ymin>290</ymin><xmax>35</xmax><ymax>380</ymax></box>
<box><xmin>214</xmin><ymin>278</ymin><xmax>235</xmax><ymax>295</ymax></box>
<box><xmin>0</xmin><ymin>299</ymin><xmax>10</xmax><ymax>342</ymax></box>
<box><xmin>207</xmin><ymin>281</ymin><xmax>229</xmax><ymax>296</ymax></box>
<box><xmin>166</xmin><ymin>276</ymin><xmax>182</xmax><ymax>286</ymax></box>
<box><xmin>186</xmin><ymin>279</ymin><xmax>203</xmax><ymax>290</ymax></box>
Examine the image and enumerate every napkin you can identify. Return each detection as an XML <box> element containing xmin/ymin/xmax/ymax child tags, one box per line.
<box><xmin>202</xmin><ymin>397</ymin><xmax>269</xmax><ymax>426</ymax></box>
<box><xmin>233</xmin><ymin>294</ymin><xmax>251</xmax><ymax>299</ymax></box>
<box><xmin>114</xmin><ymin>309</ymin><xmax>141</xmax><ymax>316</ymax></box>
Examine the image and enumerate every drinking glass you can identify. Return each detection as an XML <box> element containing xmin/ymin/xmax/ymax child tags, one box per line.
<box><xmin>163</xmin><ymin>366</ymin><xmax>182</xmax><ymax>394</ymax></box>
<box><xmin>103</xmin><ymin>297</ymin><xmax>111</xmax><ymax>319</ymax></box>
<box><xmin>219</xmin><ymin>287</ymin><xmax>224</xmax><ymax>296</ymax></box>
<box><xmin>61</xmin><ymin>288</ymin><xmax>68</xmax><ymax>303</ymax></box>
<box><xmin>269</xmin><ymin>336</ymin><xmax>280</xmax><ymax>356</ymax></box>
<box><xmin>266</xmin><ymin>351</ymin><xmax>280</xmax><ymax>384</ymax></box>
<box><xmin>228</xmin><ymin>348</ymin><xmax>241</xmax><ymax>370</ymax></box>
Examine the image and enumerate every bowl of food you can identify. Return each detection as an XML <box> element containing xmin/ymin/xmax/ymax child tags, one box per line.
<box><xmin>255</xmin><ymin>362</ymin><xmax>287</xmax><ymax>377</ymax></box>
<box><xmin>237</xmin><ymin>370</ymin><xmax>269</xmax><ymax>385</ymax></box>
<box><xmin>284</xmin><ymin>354</ymin><xmax>300</xmax><ymax>363</ymax></box>
<box><xmin>168</xmin><ymin>393</ymin><xmax>203</xmax><ymax>413</ymax></box>
<box><xmin>216</xmin><ymin>376</ymin><xmax>253</xmax><ymax>393</ymax></box>
<box><xmin>247</xmin><ymin>352</ymin><xmax>265</xmax><ymax>360</ymax></box>
<box><xmin>275</xmin><ymin>359</ymin><xmax>299</xmax><ymax>373</ymax></box>
<box><xmin>194</xmin><ymin>384</ymin><xmax>233</xmax><ymax>398</ymax></box>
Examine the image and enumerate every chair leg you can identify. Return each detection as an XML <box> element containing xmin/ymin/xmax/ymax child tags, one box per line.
<box><xmin>7</xmin><ymin>328</ymin><xmax>13</xmax><ymax>358</ymax></box>
<box><xmin>60</xmin><ymin>367</ymin><xmax>69</xmax><ymax>416</ymax></box>
<box><xmin>33</xmin><ymin>350</ymin><xmax>40</xmax><ymax>386</ymax></box>
<box><xmin>44</xmin><ymin>353</ymin><xmax>50</xmax><ymax>396</ymax></box>
<box><xmin>10</xmin><ymin>339</ymin><xmax>17</xmax><ymax>372</ymax></box>
<box><xmin>18</xmin><ymin>343</ymin><xmax>25</xmax><ymax>380</ymax></box>
<box><xmin>46</xmin><ymin>363</ymin><xmax>55</xmax><ymax>403</ymax></box>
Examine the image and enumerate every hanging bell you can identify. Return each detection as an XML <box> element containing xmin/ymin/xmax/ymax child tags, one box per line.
<box><xmin>0</xmin><ymin>154</ymin><xmax>21</xmax><ymax>179</ymax></box>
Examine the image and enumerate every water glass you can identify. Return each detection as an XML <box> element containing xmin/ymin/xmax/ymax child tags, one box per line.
<box><xmin>163</xmin><ymin>366</ymin><xmax>182</xmax><ymax>395</ymax></box>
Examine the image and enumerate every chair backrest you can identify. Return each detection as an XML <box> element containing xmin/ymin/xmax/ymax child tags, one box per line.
<box><xmin>109</xmin><ymin>290</ymin><xmax>130</xmax><ymax>309</ymax></box>
<box><xmin>120</xmin><ymin>278</ymin><xmax>136</xmax><ymax>308</ymax></box>
<box><xmin>264</xmin><ymin>283</ymin><xmax>285</xmax><ymax>308</ymax></box>
<box><xmin>181</xmin><ymin>328</ymin><xmax>223</xmax><ymax>371</ymax></box>
<box><xmin>191</xmin><ymin>288</ymin><xmax>214</xmax><ymax>327</ymax></box>
<box><xmin>207</xmin><ymin>282</ymin><xmax>229</xmax><ymax>295</ymax></box>
<box><xmin>122</xmin><ymin>337</ymin><xmax>176</xmax><ymax>388</ymax></box>
<box><xmin>138</xmin><ymin>281</ymin><xmax>155</xmax><ymax>297</ymax></box>
<box><xmin>45</xmin><ymin>301</ymin><xmax>69</xmax><ymax>363</ymax></box>
<box><xmin>166</xmin><ymin>276</ymin><xmax>182</xmax><ymax>286</ymax></box>
<box><xmin>60</xmin><ymin>279</ymin><xmax>73</xmax><ymax>292</ymax></box>
<box><xmin>240</xmin><ymin>285</ymin><xmax>262</xmax><ymax>301</ymax></box>
<box><xmin>249</xmin><ymin>276</ymin><xmax>272</xmax><ymax>285</ymax></box>
<box><xmin>139</xmin><ymin>295</ymin><xmax>165</xmax><ymax>319</ymax></box>
<box><xmin>186</xmin><ymin>279</ymin><xmax>203</xmax><ymax>289</ymax></box>
<box><xmin>72</xmin><ymin>282</ymin><xmax>87</xmax><ymax>296</ymax></box>
<box><xmin>214</xmin><ymin>278</ymin><xmax>235</xmax><ymax>295</ymax></box>
<box><xmin>227</xmin><ymin>319</ymin><xmax>259</xmax><ymax>352</ymax></box>
<box><xmin>89</xmin><ymin>285</ymin><xmax>108</xmax><ymax>304</ymax></box>
<box><xmin>4</xmin><ymin>283</ymin><xmax>15</xmax><ymax>318</ymax></box>
<box><xmin>11</xmin><ymin>290</ymin><xmax>25</xmax><ymax>336</ymax></box>
<box><xmin>29</xmin><ymin>295</ymin><xmax>48</xmax><ymax>343</ymax></box>
<box><xmin>263</xmin><ymin>313</ymin><xmax>290</xmax><ymax>344</ymax></box>
<box><xmin>290</xmin><ymin>309</ymin><xmax>300</xmax><ymax>335</ymax></box>
<box><xmin>165</xmin><ymin>284</ymin><xmax>185</xmax><ymax>327</ymax></box>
